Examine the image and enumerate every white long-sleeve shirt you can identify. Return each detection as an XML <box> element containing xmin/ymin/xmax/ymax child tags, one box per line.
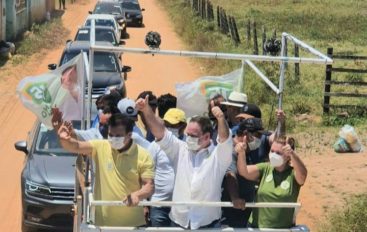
<box><xmin>157</xmin><ymin>129</ymin><xmax>233</xmax><ymax>229</ymax></box>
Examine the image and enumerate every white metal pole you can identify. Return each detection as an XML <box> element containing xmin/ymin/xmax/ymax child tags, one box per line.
<box><xmin>87</xmin><ymin>19</ymin><xmax>95</xmax><ymax>129</ymax></box>
<box><xmin>90</xmin><ymin>201</ymin><xmax>301</xmax><ymax>208</ymax></box>
<box><xmin>238</xmin><ymin>60</ymin><xmax>246</xmax><ymax>93</ymax></box>
<box><xmin>82</xmin><ymin>52</ymin><xmax>89</xmax><ymax>130</ymax></box>
<box><xmin>244</xmin><ymin>60</ymin><xmax>280</xmax><ymax>94</ymax></box>
<box><xmin>278</xmin><ymin>34</ymin><xmax>287</xmax><ymax>110</ymax></box>
<box><xmin>90</xmin><ymin>45</ymin><xmax>332</xmax><ymax>65</ymax></box>
<box><xmin>283</xmin><ymin>32</ymin><xmax>333</xmax><ymax>63</ymax></box>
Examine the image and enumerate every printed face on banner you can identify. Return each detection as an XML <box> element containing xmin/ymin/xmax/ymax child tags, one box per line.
<box><xmin>17</xmin><ymin>54</ymin><xmax>85</xmax><ymax>129</ymax></box>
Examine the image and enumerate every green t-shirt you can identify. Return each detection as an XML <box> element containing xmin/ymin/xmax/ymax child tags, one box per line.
<box><xmin>250</xmin><ymin>162</ymin><xmax>301</xmax><ymax>229</ymax></box>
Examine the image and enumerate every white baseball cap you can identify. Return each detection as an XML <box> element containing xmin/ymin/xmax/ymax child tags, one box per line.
<box><xmin>221</xmin><ymin>91</ymin><xmax>247</xmax><ymax>108</ymax></box>
<box><xmin>117</xmin><ymin>98</ymin><xmax>138</xmax><ymax>117</ymax></box>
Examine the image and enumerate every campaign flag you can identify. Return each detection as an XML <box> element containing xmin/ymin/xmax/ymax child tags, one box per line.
<box><xmin>16</xmin><ymin>54</ymin><xmax>85</xmax><ymax>129</ymax></box>
<box><xmin>175</xmin><ymin>69</ymin><xmax>242</xmax><ymax>118</ymax></box>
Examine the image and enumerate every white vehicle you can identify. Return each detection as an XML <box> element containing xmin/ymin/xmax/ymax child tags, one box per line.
<box><xmin>84</xmin><ymin>14</ymin><xmax>125</xmax><ymax>42</ymax></box>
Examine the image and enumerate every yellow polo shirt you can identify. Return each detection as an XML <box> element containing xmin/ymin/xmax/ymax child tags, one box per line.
<box><xmin>89</xmin><ymin>140</ymin><xmax>154</xmax><ymax>227</ymax></box>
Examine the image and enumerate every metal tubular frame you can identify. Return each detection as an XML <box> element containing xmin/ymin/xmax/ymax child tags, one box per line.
<box><xmin>75</xmin><ymin>21</ymin><xmax>329</xmax><ymax>232</ymax></box>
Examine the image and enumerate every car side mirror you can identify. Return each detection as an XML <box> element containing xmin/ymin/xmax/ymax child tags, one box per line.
<box><xmin>15</xmin><ymin>141</ymin><xmax>28</xmax><ymax>155</ymax></box>
<box><xmin>121</xmin><ymin>65</ymin><xmax>131</xmax><ymax>73</ymax></box>
<box><xmin>141</xmin><ymin>8</ymin><xmax>145</xmax><ymax>11</ymax></box>
<box><xmin>88</xmin><ymin>11</ymin><xmax>92</xmax><ymax>14</ymax></box>
<box><xmin>48</xmin><ymin>64</ymin><xmax>57</xmax><ymax>70</ymax></box>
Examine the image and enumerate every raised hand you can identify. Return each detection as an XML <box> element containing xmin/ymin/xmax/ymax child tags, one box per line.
<box><xmin>135</xmin><ymin>95</ymin><xmax>149</xmax><ymax>112</ymax></box>
<box><xmin>58</xmin><ymin>121</ymin><xmax>72</xmax><ymax>140</ymax></box>
<box><xmin>211</xmin><ymin>106</ymin><xmax>224</xmax><ymax>120</ymax></box>
<box><xmin>235</xmin><ymin>142</ymin><xmax>247</xmax><ymax>155</ymax></box>
<box><xmin>51</xmin><ymin>107</ymin><xmax>63</xmax><ymax>131</ymax></box>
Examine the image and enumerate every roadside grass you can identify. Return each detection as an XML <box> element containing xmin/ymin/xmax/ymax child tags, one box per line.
<box><xmin>11</xmin><ymin>18</ymin><xmax>69</xmax><ymax>66</ymax></box>
<box><xmin>319</xmin><ymin>193</ymin><xmax>367</xmax><ymax>232</ymax></box>
<box><xmin>158</xmin><ymin>0</ymin><xmax>367</xmax><ymax>131</ymax></box>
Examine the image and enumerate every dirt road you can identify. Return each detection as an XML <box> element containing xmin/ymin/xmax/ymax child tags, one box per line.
<box><xmin>0</xmin><ymin>0</ymin><xmax>366</xmax><ymax>231</ymax></box>
<box><xmin>0</xmin><ymin>0</ymin><xmax>199</xmax><ymax>230</ymax></box>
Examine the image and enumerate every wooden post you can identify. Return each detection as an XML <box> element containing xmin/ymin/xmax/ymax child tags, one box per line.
<box><xmin>262</xmin><ymin>26</ymin><xmax>266</xmax><ymax>55</ymax></box>
<box><xmin>229</xmin><ymin>17</ymin><xmax>236</xmax><ymax>45</ymax></box>
<box><xmin>247</xmin><ymin>20</ymin><xmax>251</xmax><ymax>46</ymax></box>
<box><xmin>323</xmin><ymin>47</ymin><xmax>333</xmax><ymax>114</ymax></box>
<box><xmin>233</xmin><ymin>17</ymin><xmax>241</xmax><ymax>44</ymax></box>
<box><xmin>253</xmin><ymin>21</ymin><xmax>258</xmax><ymax>55</ymax></box>
<box><xmin>216</xmin><ymin>6</ymin><xmax>220</xmax><ymax>28</ymax></box>
<box><xmin>223</xmin><ymin>11</ymin><xmax>229</xmax><ymax>34</ymax></box>
<box><xmin>202</xmin><ymin>0</ymin><xmax>206</xmax><ymax>19</ymax></box>
<box><xmin>294</xmin><ymin>44</ymin><xmax>300</xmax><ymax>82</ymax></box>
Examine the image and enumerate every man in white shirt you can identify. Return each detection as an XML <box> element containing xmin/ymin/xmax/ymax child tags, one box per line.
<box><xmin>136</xmin><ymin>96</ymin><xmax>233</xmax><ymax>229</ymax></box>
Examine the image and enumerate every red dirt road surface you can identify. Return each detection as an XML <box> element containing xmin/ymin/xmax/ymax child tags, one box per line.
<box><xmin>0</xmin><ymin>0</ymin><xmax>199</xmax><ymax>231</ymax></box>
<box><xmin>0</xmin><ymin>0</ymin><xmax>366</xmax><ymax>231</ymax></box>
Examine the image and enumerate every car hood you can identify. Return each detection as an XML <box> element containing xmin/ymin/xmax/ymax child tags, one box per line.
<box><xmin>27</xmin><ymin>153</ymin><xmax>76</xmax><ymax>188</ymax></box>
<box><xmin>92</xmin><ymin>71</ymin><xmax>122</xmax><ymax>88</ymax></box>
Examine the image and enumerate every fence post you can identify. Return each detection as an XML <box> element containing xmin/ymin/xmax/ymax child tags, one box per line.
<box><xmin>229</xmin><ymin>17</ymin><xmax>235</xmax><ymax>42</ymax></box>
<box><xmin>253</xmin><ymin>21</ymin><xmax>258</xmax><ymax>55</ymax></box>
<box><xmin>223</xmin><ymin>10</ymin><xmax>229</xmax><ymax>34</ymax></box>
<box><xmin>262</xmin><ymin>26</ymin><xmax>266</xmax><ymax>55</ymax></box>
<box><xmin>233</xmin><ymin>17</ymin><xmax>241</xmax><ymax>44</ymax></box>
<box><xmin>202</xmin><ymin>0</ymin><xmax>206</xmax><ymax>19</ymax></box>
<box><xmin>216</xmin><ymin>6</ymin><xmax>220</xmax><ymax>28</ymax></box>
<box><xmin>247</xmin><ymin>20</ymin><xmax>251</xmax><ymax>46</ymax></box>
<box><xmin>323</xmin><ymin>47</ymin><xmax>333</xmax><ymax>114</ymax></box>
<box><xmin>294</xmin><ymin>44</ymin><xmax>300</xmax><ymax>82</ymax></box>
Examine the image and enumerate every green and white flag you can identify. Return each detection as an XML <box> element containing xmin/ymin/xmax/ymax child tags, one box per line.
<box><xmin>175</xmin><ymin>69</ymin><xmax>242</xmax><ymax>117</ymax></box>
<box><xmin>16</xmin><ymin>54</ymin><xmax>85</xmax><ymax>128</ymax></box>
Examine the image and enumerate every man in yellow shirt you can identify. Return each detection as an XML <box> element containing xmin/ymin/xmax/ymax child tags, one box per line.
<box><xmin>56</xmin><ymin>113</ymin><xmax>155</xmax><ymax>227</ymax></box>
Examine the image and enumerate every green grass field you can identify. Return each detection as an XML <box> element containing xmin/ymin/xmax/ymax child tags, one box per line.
<box><xmin>159</xmin><ymin>0</ymin><xmax>367</xmax><ymax>131</ymax></box>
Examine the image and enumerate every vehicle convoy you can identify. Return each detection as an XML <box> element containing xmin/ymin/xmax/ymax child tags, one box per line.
<box><xmin>120</xmin><ymin>0</ymin><xmax>145</xmax><ymax>27</ymax></box>
<box><xmin>90</xmin><ymin>1</ymin><xmax>128</xmax><ymax>38</ymax></box>
<box><xmin>16</xmin><ymin>122</ymin><xmax>78</xmax><ymax>231</ymax></box>
<box><xmin>84</xmin><ymin>14</ymin><xmax>126</xmax><ymax>41</ymax></box>
<box><xmin>74</xmin><ymin>26</ymin><xmax>122</xmax><ymax>46</ymax></box>
<box><xmin>48</xmin><ymin>41</ymin><xmax>131</xmax><ymax>98</ymax></box>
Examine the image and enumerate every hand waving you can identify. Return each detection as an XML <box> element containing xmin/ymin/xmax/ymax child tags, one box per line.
<box><xmin>135</xmin><ymin>95</ymin><xmax>150</xmax><ymax>112</ymax></box>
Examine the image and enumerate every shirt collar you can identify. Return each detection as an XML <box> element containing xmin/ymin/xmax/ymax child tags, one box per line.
<box><xmin>116</xmin><ymin>142</ymin><xmax>138</xmax><ymax>156</ymax></box>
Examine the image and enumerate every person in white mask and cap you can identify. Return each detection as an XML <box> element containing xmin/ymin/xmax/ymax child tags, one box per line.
<box><xmin>236</xmin><ymin>133</ymin><xmax>307</xmax><ymax>229</ymax></box>
<box><xmin>135</xmin><ymin>95</ymin><xmax>233</xmax><ymax>230</ymax></box>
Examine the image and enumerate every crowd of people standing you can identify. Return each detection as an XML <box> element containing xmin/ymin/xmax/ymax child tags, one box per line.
<box><xmin>52</xmin><ymin>88</ymin><xmax>307</xmax><ymax>229</ymax></box>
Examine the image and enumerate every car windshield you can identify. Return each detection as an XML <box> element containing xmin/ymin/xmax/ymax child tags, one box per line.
<box><xmin>61</xmin><ymin>51</ymin><xmax>118</xmax><ymax>72</ymax></box>
<box><xmin>76</xmin><ymin>29</ymin><xmax>117</xmax><ymax>45</ymax></box>
<box><xmin>35</xmin><ymin>122</ymin><xmax>82</xmax><ymax>155</ymax></box>
<box><xmin>121</xmin><ymin>2</ymin><xmax>140</xmax><ymax>10</ymax></box>
<box><xmin>85</xmin><ymin>19</ymin><xmax>116</xmax><ymax>30</ymax></box>
<box><xmin>94</xmin><ymin>4</ymin><xmax>122</xmax><ymax>15</ymax></box>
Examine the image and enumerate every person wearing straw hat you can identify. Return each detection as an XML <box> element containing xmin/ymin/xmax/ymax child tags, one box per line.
<box><xmin>236</xmin><ymin>127</ymin><xmax>307</xmax><ymax>228</ymax></box>
<box><xmin>136</xmin><ymin>96</ymin><xmax>233</xmax><ymax>230</ymax></box>
<box><xmin>220</xmin><ymin>91</ymin><xmax>248</xmax><ymax>129</ymax></box>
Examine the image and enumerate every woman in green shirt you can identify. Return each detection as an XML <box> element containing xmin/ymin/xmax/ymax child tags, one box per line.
<box><xmin>236</xmin><ymin>136</ymin><xmax>307</xmax><ymax>229</ymax></box>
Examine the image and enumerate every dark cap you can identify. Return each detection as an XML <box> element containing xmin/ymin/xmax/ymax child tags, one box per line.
<box><xmin>236</xmin><ymin>103</ymin><xmax>262</xmax><ymax>120</ymax></box>
<box><xmin>237</xmin><ymin>118</ymin><xmax>264</xmax><ymax>134</ymax></box>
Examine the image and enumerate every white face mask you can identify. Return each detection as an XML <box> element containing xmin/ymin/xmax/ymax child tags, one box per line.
<box><xmin>108</xmin><ymin>136</ymin><xmax>125</xmax><ymax>150</ymax></box>
<box><xmin>269</xmin><ymin>152</ymin><xmax>284</xmax><ymax>167</ymax></box>
<box><xmin>98</xmin><ymin>109</ymin><xmax>103</xmax><ymax>115</ymax></box>
<box><xmin>168</xmin><ymin>128</ymin><xmax>180</xmax><ymax>138</ymax></box>
<box><xmin>186</xmin><ymin>136</ymin><xmax>201</xmax><ymax>151</ymax></box>
<box><xmin>248</xmin><ymin>137</ymin><xmax>261</xmax><ymax>151</ymax></box>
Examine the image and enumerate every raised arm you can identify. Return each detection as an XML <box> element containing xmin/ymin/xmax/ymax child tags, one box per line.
<box><xmin>211</xmin><ymin>106</ymin><xmax>229</xmax><ymax>143</ymax></box>
<box><xmin>236</xmin><ymin>141</ymin><xmax>260</xmax><ymax>181</ymax></box>
<box><xmin>283</xmin><ymin>144</ymin><xmax>307</xmax><ymax>185</ymax></box>
<box><xmin>136</xmin><ymin>96</ymin><xmax>165</xmax><ymax>141</ymax></box>
<box><xmin>58</xmin><ymin>121</ymin><xmax>93</xmax><ymax>156</ymax></box>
